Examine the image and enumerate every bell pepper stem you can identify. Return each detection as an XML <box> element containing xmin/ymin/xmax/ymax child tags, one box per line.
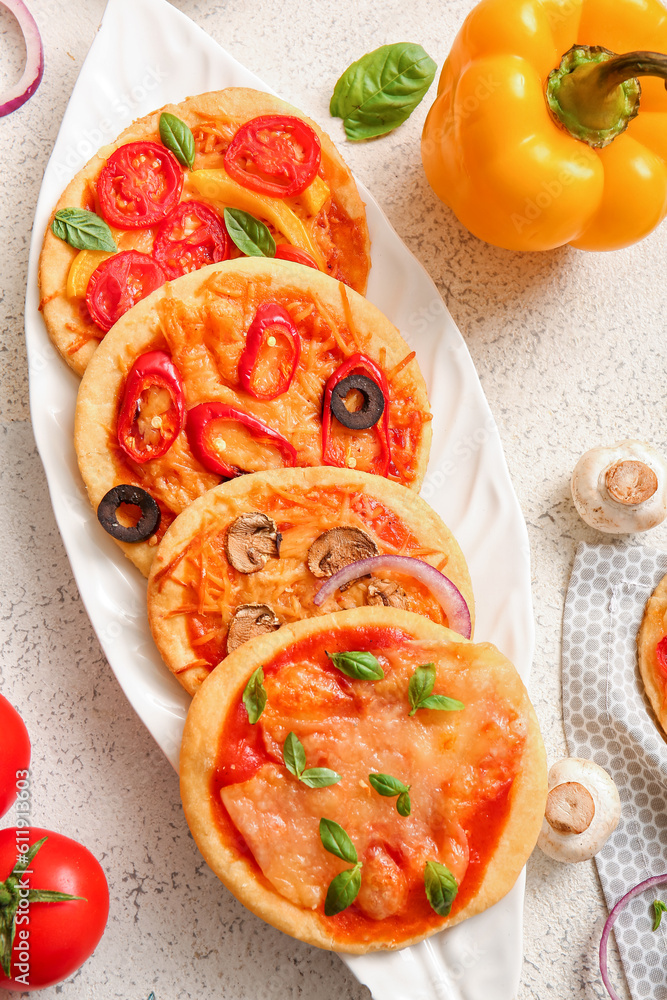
<box><xmin>546</xmin><ymin>46</ymin><xmax>667</xmax><ymax>148</ymax></box>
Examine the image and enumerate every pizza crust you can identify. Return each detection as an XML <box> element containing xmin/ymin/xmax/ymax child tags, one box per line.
<box><xmin>39</xmin><ymin>87</ymin><xmax>371</xmax><ymax>375</ymax></box>
<box><xmin>75</xmin><ymin>257</ymin><xmax>432</xmax><ymax>576</ymax></box>
<box><xmin>147</xmin><ymin>466</ymin><xmax>475</xmax><ymax>695</ymax></box>
<box><xmin>179</xmin><ymin>607</ymin><xmax>547</xmax><ymax>953</ymax></box>
<box><xmin>637</xmin><ymin>573</ymin><xmax>667</xmax><ymax>735</ymax></box>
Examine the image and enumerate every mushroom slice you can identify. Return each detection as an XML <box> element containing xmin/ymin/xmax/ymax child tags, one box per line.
<box><xmin>225</xmin><ymin>512</ymin><xmax>282</xmax><ymax>574</ymax></box>
<box><xmin>366</xmin><ymin>580</ymin><xmax>408</xmax><ymax>609</ymax></box>
<box><xmin>307</xmin><ymin>527</ymin><xmax>378</xmax><ymax>579</ymax></box>
<box><xmin>227</xmin><ymin>604</ymin><xmax>280</xmax><ymax>654</ymax></box>
<box><xmin>537</xmin><ymin>758</ymin><xmax>621</xmax><ymax>863</ymax></box>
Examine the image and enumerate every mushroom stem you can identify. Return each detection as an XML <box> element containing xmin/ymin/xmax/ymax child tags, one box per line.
<box><xmin>545</xmin><ymin>781</ymin><xmax>595</xmax><ymax>835</ymax></box>
<box><xmin>605</xmin><ymin>460</ymin><xmax>658</xmax><ymax>506</ymax></box>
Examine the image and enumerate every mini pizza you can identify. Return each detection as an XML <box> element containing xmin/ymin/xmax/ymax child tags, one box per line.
<box><xmin>179</xmin><ymin>607</ymin><xmax>547</xmax><ymax>952</ymax></box>
<box><xmin>148</xmin><ymin>467</ymin><xmax>474</xmax><ymax>695</ymax></box>
<box><xmin>637</xmin><ymin>572</ymin><xmax>667</xmax><ymax>735</ymax></box>
<box><xmin>39</xmin><ymin>88</ymin><xmax>370</xmax><ymax>375</ymax></box>
<box><xmin>75</xmin><ymin>258</ymin><xmax>431</xmax><ymax>576</ymax></box>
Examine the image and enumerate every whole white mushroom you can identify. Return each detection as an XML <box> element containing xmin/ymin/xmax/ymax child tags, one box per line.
<box><xmin>537</xmin><ymin>758</ymin><xmax>621</xmax><ymax>864</ymax></box>
<box><xmin>571</xmin><ymin>440</ymin><xmax>667</xmax><ymax>534</ymax></box>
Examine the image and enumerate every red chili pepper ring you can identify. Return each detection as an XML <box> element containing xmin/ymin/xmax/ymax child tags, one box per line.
<box><xmin>186</xmin><ymin>402</ymin><xmax>298</xmax><ymax>479</ymax></box>
<box><xmin>117</xmin><ymin>351</ymin><xmax>186</xmax><ymax>464</ymax></box>
<box><xmin>238</xmin><ymin>302</ymin><xmax>301</xmax><ymax>401</ymax></box>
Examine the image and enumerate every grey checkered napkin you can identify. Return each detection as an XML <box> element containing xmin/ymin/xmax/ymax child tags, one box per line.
<box><xmin>563</xmin><ymin>541</ymin><xmax>667</xmax><ymax>999</ymax></box>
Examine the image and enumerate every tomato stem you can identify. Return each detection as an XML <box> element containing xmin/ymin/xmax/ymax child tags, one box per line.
<box><xmin>546</xmin><ymin>46</ymin><xmax>667</xmax><ymax>148</ymax></box>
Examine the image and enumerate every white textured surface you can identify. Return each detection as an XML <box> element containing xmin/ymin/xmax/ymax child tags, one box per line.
<box><xmin>2</xmin><ymin>0</ymin><xmax>666</xmax><ymax>998</ymax></box>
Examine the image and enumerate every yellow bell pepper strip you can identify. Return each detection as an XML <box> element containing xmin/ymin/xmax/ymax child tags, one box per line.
<box><xmin>66</xmin><ymin>249</ymin><xmax>114</xmax><ymax>299</ymax></box>
<box><xmin>421</xmin><ymin>0</ymin><xmax>667</xmax><ymax>251</ymax></box>
<box><xmin>189</xmin><ymin>169</ymin><xmax>326</xmax><ymax>269</ymax></box>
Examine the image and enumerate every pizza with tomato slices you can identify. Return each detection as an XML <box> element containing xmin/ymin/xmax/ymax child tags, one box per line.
<box><xmin>179</xmin><ymin>607</ymin><xmax>547</xmax><ymax>952</ymax></box>
<box><xmin>74</xmin><ymin>258</ymin><xmax>432</xmax><ymax>575</ymax></box>
<box><xmin>39</xmin><ymin>88</ymin><xmax>370</xmax><ymax>375</ymax></box>
<box><xmin>637</xmin><ymin>573</ymin><xmax>667</xmax><ymax>735</ymax></box>
<box><xmin>148</xmin><ymin>467</ymin><xmax>474</xmax><ymax>695</ymax></box>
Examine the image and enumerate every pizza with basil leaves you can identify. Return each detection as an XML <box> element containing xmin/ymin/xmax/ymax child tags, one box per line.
<box><xmin>39</xmin><ymin>88</ymin><xmax>370</xmax><ymax>375</ymax></box>
<box><xmin>179</xmin><ymin>607</ymin><xmax>547</xmax><ymax>952</ymax></box>
<box><xmin>74</xmin><ymin>258</ymin><xmax>431</xmax><ymax>575</ymax></box>
<box><xmin>148</xmin><ymin>467</ymin><xmax>474</xmax><ymax>695</ymax></box>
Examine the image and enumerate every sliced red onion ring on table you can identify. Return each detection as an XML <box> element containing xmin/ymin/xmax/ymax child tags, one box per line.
<box><xmin>313</xmin><ymin>554</ymin><xmax>472</xmax><ymax>639</ymax></box>
<box><xmin>0</xmin><ymin>0</ymin><xmax>43</xmax><ymax>117</ymax></box>
<box><xmin>600</xmin><ymin>873</ymin><xmax>667</xmax><ymax>1000</ymax></box>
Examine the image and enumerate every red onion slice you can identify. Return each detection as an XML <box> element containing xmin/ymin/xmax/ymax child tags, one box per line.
<box><xmin>600</xmin><ymin>873</ymin><xmax>667</xmax><ymax>999</ymax></box>
<box><xmin>0</xmin><ymin>0</ymin><xmax>44</xmax><ymax>117</ymax></box>
<box><xmin>313</xmin><ymin>554</ymin><xmax>472</xmax><ymax>639</ymax></box>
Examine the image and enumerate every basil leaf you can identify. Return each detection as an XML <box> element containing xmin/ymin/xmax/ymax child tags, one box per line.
<box><xmin>396</xmin><ymin>790</ymin><xmax>411</xmax><ymax>817</ymax></box>
<box><xmin>324</xmin><ymin>863</ymin><xmax>362</xmax><ymax>916</ymax></box>
<box><xmin>300</xmin><ymin>768</ymin><xmax>342</xmax><ymax>788</ymax></box>
<box><xmin>224</xmin><ymin>207</ymin><xmax>276</xmax><ymax>258</ymax></box>
<box><xmin>283</xmin><ymin>731</ymin><xmax>306</xmax><ymax>778</ymax></box>
<box><xmin>424</xmin><ymin>861</ymin><xmax>458</xmax><ymax>917</ymax></box>
<box><xmin>326</xmin><ymin>650</ymin><xmax>384</xmax><ymax>681</ymax></box>
<box><xmin>408</xmin><ymin>663</ymin><xmax>435</xmax><ymax>715</ymax></box>
<box><xmin>159</xmin><ymin>112</ymin><xmax>195</xmax><ymax>169</ymax></box>
<box><xmin>330</xmin><ymin>42</ymin><xmax>437</xmax><ymax>141</ymax></box>
<box><xmin>418</xmin><ymin>695</ymin><xmax>465</xmax><ymax>712</ymax></box>
<box><xmin>51</xmin><ymin>208</ymin><xmax>117</xmax><ymax>252</ymax></box>
<box><xmin>368</xmin><ymin>772</ymin><xmax>408</xmax><ymax>797</ymax></box>
<box><xmin>243</xmin><ymin>666</ymin><xmax>267</xmax><ymax>724</ymax></box>
<box><xmin>653</xmin><ymin>899</ymin><xmax>667</xmax><ymax>930</ymax></box>
<box><xmin>319</xmin><ymin>817</ymin><xmax>358</xmax><ymax>863</ymax></box>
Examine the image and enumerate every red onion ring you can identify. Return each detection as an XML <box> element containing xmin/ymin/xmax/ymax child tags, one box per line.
<box><xmin>313</xmin><ymin>554</ymin><xmax>472</xmax><ymax>639</ymax></box>
<box><xmin>600</xmin><ymin>873</ymin><xmax>667</xmax><ymax>999</ymax></box>
<box><xmin>0</xmin><ymin>0</ymin><xmax>44</xmax><ymax>117</ymax></box>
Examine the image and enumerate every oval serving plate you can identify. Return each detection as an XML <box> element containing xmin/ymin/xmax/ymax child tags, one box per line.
<box><xmin>24</xmin><ymin>1</ymin><xmax>534</xmax><ymax>998</ymax></box>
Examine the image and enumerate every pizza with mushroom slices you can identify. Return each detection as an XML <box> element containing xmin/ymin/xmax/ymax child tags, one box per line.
<box><xmin>75</xmin><ymin>258</ymin><xmax>432</xmax><ymax>576</ymax></box>
<box><xmin>637</xmin><ymin>572</ymin><xmax>667</xmax><ymax>736</ymax></box>
<box><xmin>39</xmin><ymin>88</ymin><xmax>370</xmax><ymax>375</ymax></box>
<box><xmin>148</xmin><ymin>467</ymin><xmax>474</xmax><ymax>695</ymax></box>
<box><xmin>179</xmin><ymin>607</ymin><xmax>547</xmax><ymax>952</ymax></box>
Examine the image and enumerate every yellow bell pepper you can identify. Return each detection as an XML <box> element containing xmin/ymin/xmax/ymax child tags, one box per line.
<box><xmin>66</xmin><ymin>249</ymin><xmax>114</xmax><ymax>299</ymax></box>
<box><xmin>189</xmin><ymin>169</ymin><xmax>327</xmax><ymax>269</ymax></box>
<box><xmin>421</xmin><ymin>0</ymin><xmax>667</xmax><ymax>251</ymax></box>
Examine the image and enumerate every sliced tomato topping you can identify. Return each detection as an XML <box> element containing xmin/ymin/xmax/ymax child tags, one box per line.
<box><xmin>274</xmin><ymin>243</ymin><xmax>319</xmax><ymax>270</ymax></box>
<box><xmin>85</xmin><ymin>251</ymin><xmax>166</xmax><ymax>332</ymax></box>
<box><xmin>224</xmin><ymin>115</ymin><xmax>321</xmax><ymax>197</ymax></box>
<box><xmin>97</xmin><ymin>141</ymin><xmax>184</xmax><ymax>229</ymax></box>
<box><xmin>153</xmin><ymin>200</ymin><xmax>231</xmax><ymax>279</ymax></box>
<box><xmin>656</xmin><ymin>636</ymin><xmax>667</xmax><ymax>676</ymax></box>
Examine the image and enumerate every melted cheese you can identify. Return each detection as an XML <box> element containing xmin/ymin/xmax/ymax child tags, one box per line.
<box><xmin>114</xmin><ymin>281</ymin><xmax>427</xmax><ymax>519</ymax></box>
<box><xmin>219</xmin><ymin>637</ymin><xmax>524</xmax><ymax>919</ymax></box>
<box><xmin>156</xmin><ymin>485</ymin><xmax>448</xmax><ymax>672</ymax></box>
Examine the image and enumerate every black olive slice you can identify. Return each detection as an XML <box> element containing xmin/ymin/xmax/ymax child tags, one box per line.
<box><xmin>97</xmin><ymin>484</ymin><xmax>161</xmax><ymax>543</ymax></box>
<box><xmin>330</xmin><ymin>374</ymin><xmax>385</xmax><ymax>430</ymax></box>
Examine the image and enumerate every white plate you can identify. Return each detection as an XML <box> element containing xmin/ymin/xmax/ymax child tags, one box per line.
<box><xmin>24</xmin><ymin>1</ymin><xmax>534</xmax><ymax>997</ymax></box>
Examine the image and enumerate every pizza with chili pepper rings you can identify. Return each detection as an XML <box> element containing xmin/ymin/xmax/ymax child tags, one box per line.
<box><xmin>74</xmin><ymin>258</ymin><xmax>431</xmax><ymax>576</ymax></box>
<box><xmin>637</xmin><ymin>573</ymin><xmax>667</xmax><ymax>736</ymax></box>
<box><xmin>147</xmin><ymin>467</ymin><xmax>474</xmax><ymax>696</ymax></box>
<box><xmin>39</xmin><ymin>88</ymin><xmax>370</xmax><ymax>376</ymax></box>
<box><xmin>179</xmin><ymin>606</ymin><xmax>547</xmax><ymax>952</ymax></box>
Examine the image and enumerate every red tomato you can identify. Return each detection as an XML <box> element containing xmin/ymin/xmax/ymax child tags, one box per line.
<box><xmin>274</xmin><ymin>243</ymin><xmax>319</xmax><ymax>270</ymax></box>
<box><xmin>0</xmin><ymin>828</ymin><xmax>109</xmax><ymax>991</ymax></box>
<box><xmin>224</xmin><ymin>115</ymin><xmax>321</xmax><ymax>197</ymax></box>
<box><xmin>0</xmin><ymin>695</ymin><xmax>30</xmax><ymax>819</ymax></box>
<box><xmin>86</xmin><ymin>250</ymin><xmax>166</xmax><ymax>332</ymax></box>
<box><xmin>153</xmin><ymin>200</ymin><xmax>230</xmax><ymax>279</ymax></box>
<box><xmin>97</xmin><ymin>141</ymin><xmax>183</xmax><ymax>228</ymax></box>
